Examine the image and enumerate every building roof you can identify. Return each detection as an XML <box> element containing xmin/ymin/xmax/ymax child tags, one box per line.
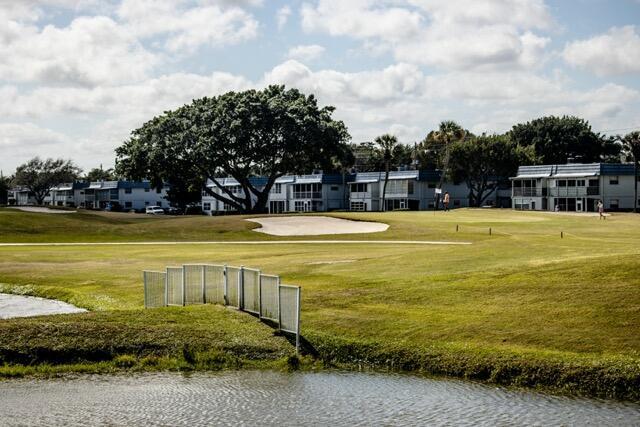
<box><xmin>514</xmin><ymin>163</ymin><xmax>635</xmax><ymax>179</ymax></box>
<box><xmin>206</xmin><ymin>173</ymin><xmax>349</xmax><ymax>188</ymax></box>
<box><xmin>352</xmin><ymin>169</ymin><xmax>441</xmax><ymax>183</ymax></box>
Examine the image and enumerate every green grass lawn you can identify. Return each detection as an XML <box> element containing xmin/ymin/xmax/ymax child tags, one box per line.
<box><xmin>1</xmin><ymin>207</ymin><xmax>639</xmax><ymax>398</ymax></box>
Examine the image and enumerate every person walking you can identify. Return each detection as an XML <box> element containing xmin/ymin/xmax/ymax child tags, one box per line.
<box><xmin>597</xmin><ymin>200</ymin><xmax>605</xmax><ymax>220</ymax></box>
<box><xmin>443</xmin><ymin>192</ymin><xmax>450</xmax><ymax>212</ymax></box>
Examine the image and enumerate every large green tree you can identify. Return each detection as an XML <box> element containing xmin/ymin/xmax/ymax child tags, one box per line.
<box><xmin>0</xmin><ymin>172</ymin><xmax>10</xmax><ymax>205</ymax></box>
<box><xmin>449</xmin><ymin>134</ymin><xmax>535</xmax><ymax>207</ymax></box>
<box><xmin>13</xmin><ymin>158</ymin><xmax>82</xmax><ymax>205</ymax></box>
<box><xmin>374</xmin><ymin>134</ymin><xmax>398</xmax><ymax>211</ymax></box>
<box><xmin>621</xmin><ymin>131</ymin><xmax>640</xmax><ymax>213</ymax></box>
<box><xmin>85</xmin><ymin>167</ymin><xmax>116</xmax><ymax>182</ymax></box>
<box><xmin>116</xmin><ymin>86</ymin><xmax>351</xmax><ymax>213</ymax></box>
<box><xmin>510</xmin><ymin>115</ymin><xmax>620</xmax><ymax>164</ymax></box>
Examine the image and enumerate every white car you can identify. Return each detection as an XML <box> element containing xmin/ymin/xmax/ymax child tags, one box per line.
<box><xmin>145</xmin><ymin>206</ymin><xmax>165</xmax><ymax>215</ymax></box>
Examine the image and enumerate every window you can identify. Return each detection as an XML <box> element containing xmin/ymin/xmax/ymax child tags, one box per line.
<box><xmin>125</xmin><ymin>188</ymin><xmax>132</xmax><ymax>194</ymax></box>
<box><xmin>293</xmin><ymin>183</ymin><xmax>321</xmax><ymax>198</ymax></box>
<box><xmin>110</xmin><ymin>188</ymin><xmax>119</xmax><ymax>200</ymax></box>
<box><xmin>609</xmin><ymin>176</ymin><xmax>619</xmax><ymax>185</ymax></box>
<box><xmin>203</xmin><ymin>202</ymin><xmax>211</xmax><ymax>211</ymax></box>
<box><xmin>125</xmin><ymin>202</ymin><xmax>132</xmax><ymax>208</ymax></box>
<box><xmin>273</xmin><ymin>183</ymin><xmax>282</xmax><ymax>194</ymax></box>
<box><xmin>568</xmin><ymin>180</ymin><xmax>576</xmax><ymax>187</ymax></box>
<box><xmin>609</xmin><ymin>199</ymin><xmax>619</xmax><ymax>209</ymax></box>
<box><xmin>408</xmin><ymin>181</ymin><xmax>414</xmax><ymax>194</ymax></box>
<box><xmin>576</xmin><ymin>180</ymin><xmax>585</xmax><ymax>187</ymax></box>
<box><xmin>350</xmin><ymin>201</ymin><xmax>366</xmax><ymax>211</ymax></box>
<box><xmin>589</xmin><ymin>179</ymin><xmax>599</xmax><ymax>187</ymax></box>
<box><xmin>350</xmin><ymin>183</ymin><xmax>368</xmax><ymax>193</ymax></box>
<box><xmin>330</xmin><ymin>185</ymin><xmax>339</xmax><ymax>191</ymax></box>
<box><xmin>557</xmin><ymin>180</ymin><xmax>567</xmax><ymax>187</ymax></box>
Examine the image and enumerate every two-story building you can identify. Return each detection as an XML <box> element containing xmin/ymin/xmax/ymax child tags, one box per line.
<box><xmin>511</xmin><ymin>163</ymin><xmax>637</xmax><ymax>212</ymax></box>
<box><xmin>82</xmin><ymin>181</ymin><xmax>169</xmax><ymax>211</ymax></box>
<box><xmin>49</xmin><ymin>182</ymin><xmax>90</xmax><ymax>207</ymax></box>
<box><xmin>202</xmin><ymin>173</ymin><xmax>351</xmax><ymax>214</ymax></box>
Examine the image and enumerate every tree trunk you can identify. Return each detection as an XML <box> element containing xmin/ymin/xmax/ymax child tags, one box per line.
<box><xmin>381</xmin><ymin>162</ymin><xmax>389</xmax><ymax>212</ymax></box>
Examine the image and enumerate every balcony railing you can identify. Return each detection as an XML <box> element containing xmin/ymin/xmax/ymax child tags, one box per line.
<box><xmin>512</xmin><ymin>188</ymin><xmax>544</xmax><ymax>197</ymax></box>
<box><xmin>293</xmin><ymin>192</ymin><xmax>322</xmax><ymax>199</ymax></box>
<box><xmin>549</xmin><ymin>187</ymin><xmax>599</xmax><ymax>197</ymax></box>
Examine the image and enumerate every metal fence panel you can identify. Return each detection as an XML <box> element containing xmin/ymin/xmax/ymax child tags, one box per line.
<box><xmin>279</xmin><ymin>285</ymin><xmax>300</xmax><ymax>335</ymax></box>
<box><xmin>166</xmin><ymin>266</ymin><xmax>184</xmax><ymax>306</ymax></box>
<box><xmin>183</xmin><ymin>264</ymin><xmax>205</xmax><ymax>304</ymax></box>
<box><xmin>243</xmin><ymin>267</ymin><xmax>261</xmax><ymax>315</ymax></box>
<box><xmin>259</xmin><ymin>274</ymin><xmax>279</xmax><ymax>322</ymax></box>
<box><xmin>204</xmin><ymin>264</ymin><xmax>225</xmax><ymax>305</ymax></box>
<box><xmin>225</xmin><ymin>266</ymin><xmax>241</xmax><ymax>308</ymax></box>
<box><xmin>143</xmin><ymin>270</ymin><xmax>166</xmax><ymax>308</ymax></box>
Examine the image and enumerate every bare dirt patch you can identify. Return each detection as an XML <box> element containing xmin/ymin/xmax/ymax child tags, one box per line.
<box><xmin>246</xmin><ymin>216</ymin><xmax>389</xmax><ymax>236</ymax></box>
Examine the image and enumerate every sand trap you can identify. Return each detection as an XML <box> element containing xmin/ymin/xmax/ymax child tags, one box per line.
<box><xmin>15</xmin><ymin>207</ymin><xmax>76</xmax><ymax>214</ymax></box>
<box><xmin>0</xmin><ymin>293</ymin><xmax>86</xmax><ymax>319</ymax></box>
<box><xmin>247</xmin><ymin>216</ymin><xmax>389</xmax><ymax>236</ymax></box>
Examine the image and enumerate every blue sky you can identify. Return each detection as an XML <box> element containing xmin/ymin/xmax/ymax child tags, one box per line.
<box><xmin>1</xmin><ymin>0</ymin><xmax>639</xmax><ymax>173</ymax></box>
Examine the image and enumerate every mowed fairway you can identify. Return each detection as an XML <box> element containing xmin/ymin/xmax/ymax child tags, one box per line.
<box><xmin>1</xmin><ymin>208</ymin><xmax>639</xmax><ymax>397</ymax></box>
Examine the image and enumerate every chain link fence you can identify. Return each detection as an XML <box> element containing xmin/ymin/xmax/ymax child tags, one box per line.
<box><xmin>142</xmin><ymin>263</ymin><xmax>301</xmax><ymax>351</ymax></box>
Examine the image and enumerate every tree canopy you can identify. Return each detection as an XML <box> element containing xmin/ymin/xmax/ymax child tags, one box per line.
<box><xmin>116</xmin><ymin>85</ymin><xmax>351</xmax><ymax>213</ymax></box>
<box><xmin>510</xmin><ymin>115</ymin><xmax>619</xmax><ymax>164</ymax></box>
<box><xmin>14</xmin><ymin>157</ymin><xmax>82</xmax><ymax>205</ymax></box>
<box><xmin>449</xmin><ymin>134</ymin><xmax>535</xmax><ymax>207</ymax></box>
<box><xmin>84</xmin><ymin>167</ymin><xmax>116</xmax><ymax>182</ymax></box>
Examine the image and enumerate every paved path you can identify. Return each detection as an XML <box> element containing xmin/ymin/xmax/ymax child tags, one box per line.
<box><xmin>0</xmin><ymin>293</ymin><xmax>86</xmax><ymax>319</ymax></box>
<box><xmin>0</xmin><ymin>240</ymin><xmax>471</xmax><ymax>246</ymax></box>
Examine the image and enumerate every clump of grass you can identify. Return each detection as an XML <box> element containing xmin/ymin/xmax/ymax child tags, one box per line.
<box><xmin>113</xmin><ymin>355</ymin><xmax>136</xmax><ymax>368</ymax></box>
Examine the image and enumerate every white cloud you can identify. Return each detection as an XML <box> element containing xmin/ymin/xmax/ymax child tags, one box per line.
<box><xmin>117</xmin><ymin>0</ymin><xmax>259</xmax><ymax>53</ymax></box>
<box><xmin>276</xmin><ymin>5</ymin><xmax>291</xmax><ymax>30</ymax></box>
<box><xmin>287</xmin><ymin>44</ymin><xmax>325</xmax><ymax>61</ymax></box>
<box><xmin>301</xmin><ymin>0</ymin><xmax>553</xmax><ymax>70</ymax></box>
<box><xmin>0</xmin><ymin>15</ymin><xmax>157</xmax><ymax>86</ymax></box>
<box><xmin>563</xmin><ymin>26</ymin><xmax>640</xmax><ymax>76</ymax></box>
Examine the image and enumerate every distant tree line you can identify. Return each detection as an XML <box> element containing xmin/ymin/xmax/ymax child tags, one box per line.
<box><xmin>4</xmin><ymin>88</ymin><xmax>639</xmax><ymax>212</ymax></box>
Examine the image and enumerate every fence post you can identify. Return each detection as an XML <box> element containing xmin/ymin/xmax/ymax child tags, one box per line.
<box><xmin>181</xmin><ymin>266</ymin><xmax>186</xmax><ymax>307</ymax></box>
<box><xmin>258</xmin><ymin>273</ymin><xmax>263</xmax><ymax>319</ymax></box>
<box><xmin>223</xmin><ymin>264</ymin><xmax>228</xmax><ymax>306</ymax></box>
<box><xmin>164</xmin><ymin>268</ymin><xmax>169</xmax><ymax>307</ymax></box>
<box><xmin>277</xmin><ymin>276</ymin><xmax>282</xmax><ymax>330</ymax></box>
<box><xmin>143</xmin><ymin>272</ymin><xmax>148</xmax><ymax>309</ymax></box>
<box><xmin>201</xmin><ymin>265</ymin><xmax>206</xmax><ymax>304</ymax></box>
<box><xmin>277</xmin><ymin>279</ymin><xmax>282</xmax><ymax>332</ymax></box>
<box><xmin>239</xmin><ymin>267</ymin><xmax>243</xmax><ymax>309</ymax></box>
<box><xmin>295</xmin><ymin>286</ymin><xmax>301</xmax><ymax>354</ymax></box>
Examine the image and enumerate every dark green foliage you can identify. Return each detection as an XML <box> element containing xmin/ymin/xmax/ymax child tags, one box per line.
<box><xmin>84</xmin><ymin>167</ymin><xmax>116</xmax><ymax>182</ymax></box>
<box><xmin>621</xmin><ymin>131</ymin><xmax>640</xmax><ymax>212</ymax></box>
<box><xmin>448</xmin><ymin>134</ymin><xmax>535</xmax><ymax>206</ymax></box>
<box><xmin>510</xmin><ymin>115</ymin><xmax>620</xmax><ymax>164</ymax></box>
<box><xmin>116</xmin><ymin>85</ymin><xmax>351</xmax><ymax>213</ymax></box>
<box><xmin>13</xmin><ymin>157</ymin><xmax>82</xmax><ymax>204</ymax></box>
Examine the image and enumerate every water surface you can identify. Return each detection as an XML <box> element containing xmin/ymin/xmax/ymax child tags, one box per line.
<box><xmin>1</xmin><ymin>370</ymin><xmax>638</xmax><ymax>426</ymax></box>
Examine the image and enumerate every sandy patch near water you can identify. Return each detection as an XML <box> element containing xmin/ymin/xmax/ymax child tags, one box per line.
<box><xmin>0</xmin><ymin>293</ymin><xmax>86</xmax><ymax>319</ymax></box>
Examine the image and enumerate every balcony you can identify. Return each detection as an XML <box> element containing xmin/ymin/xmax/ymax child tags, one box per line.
<box><xmin>293</xmin><ymin>192</ymin><xmax>322</xmax><ymax>199</ymax></box>
<box><xmin>512</xmin><ymin>188</ymin><xmax>544</xmax><ymax>197</ymax></box>
<box><xmin>549</xmin><ymin>187</ymin><xmax>599</xmax><ymax>197</ymax></box>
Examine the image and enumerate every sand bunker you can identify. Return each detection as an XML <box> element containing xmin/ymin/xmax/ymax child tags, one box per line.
<box><xmin>247</xmin><ymin>216</ymin><xmax>389</xmax><ymax>236</ymax></box>
<box><xmin>15</xmin><ymin>207</ymin><xmax>76</xmax><ymax>214</ymax></box>
<box><xmin>0</xmin><ymin>293</ymin><xmax>86</xmax><ymax>319</ymax></box>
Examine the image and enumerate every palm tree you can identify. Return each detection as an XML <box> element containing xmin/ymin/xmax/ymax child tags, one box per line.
<box><xmin>374</xmin><ymin>134</ymin><xmax>398</xmax><ymax>212</ymax></box>
<box><xmin>622</xmin><ymin>131</ymin><xmax>640</xmax><ymax>213</ymax></box>
<box><xmin>428</xmin><ymin>121</ymin><xmax>466</xmax><ymax>209</ymax></box>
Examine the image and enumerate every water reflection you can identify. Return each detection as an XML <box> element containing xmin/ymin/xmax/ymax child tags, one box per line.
<box><xmin>1</xmin><ymin>370</ymin><xmax>638</xmax><ymax>426</ymax></box>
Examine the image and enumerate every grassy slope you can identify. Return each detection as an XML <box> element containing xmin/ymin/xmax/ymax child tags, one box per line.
<box><xmin>0</xmin><ymin>208</ymin><xmax>639</xmax><ymax>397</ymax></box>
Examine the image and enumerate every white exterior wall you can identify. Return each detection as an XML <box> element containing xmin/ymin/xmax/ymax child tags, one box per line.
<box><xmin>601</xmin><ymin>175</ymin><xmax>636</xmax><ymax>210</ymax></box>
<box><xmin>119</xmin><ymin>187</ymin><xmax>168</xmax><ymax>211</ymax></box>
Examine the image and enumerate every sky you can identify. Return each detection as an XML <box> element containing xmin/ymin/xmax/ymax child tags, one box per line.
<box><xmin>1</xmin><ymin>0</ymin><xmax>640</xmax><ymax>174</ymax></box>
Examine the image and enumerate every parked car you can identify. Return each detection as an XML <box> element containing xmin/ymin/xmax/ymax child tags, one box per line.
<box><xmin>164</xmin><ymin>207</ymin><xmax>181</xmax><ymax>215</ymax></box>
<box><xmin>145</xmin><ymin>206</ymin><xmax>165</xmax><ymax>215</ymax></box>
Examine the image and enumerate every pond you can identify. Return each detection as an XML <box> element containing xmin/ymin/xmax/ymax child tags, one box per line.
<box><xmin>1</xmin><ymin>370</ymin><xmax>638</xmax><ymax>426</ymax></box>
